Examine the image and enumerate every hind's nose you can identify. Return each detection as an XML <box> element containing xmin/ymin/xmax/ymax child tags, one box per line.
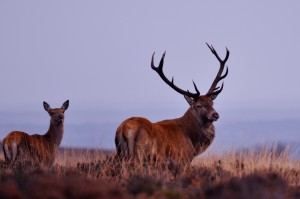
<box><xmin>58</xmin><ymin>115</ymin><xmax>64</xmax><ymax>120</ymax></box>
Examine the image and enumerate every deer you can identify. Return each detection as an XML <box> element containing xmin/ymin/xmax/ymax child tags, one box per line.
<box><xmin>115</xmin><ymin>43</ymin><xmax>229</xmax><ymax>165</ymax></box>
<box><xmin>2</xmin><ymin>100</ymin><xmax>69</xmax><ymax>168</ymax></box>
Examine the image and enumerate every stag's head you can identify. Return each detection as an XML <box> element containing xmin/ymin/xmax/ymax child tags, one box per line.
<box><xmin>43</xmin><ymin>100</ymin><xmax>69</xmax><ymax>127</ymax></box>
<box><xmin>151</xmin><ymin>43</ymin><xmax>229</xmax><ymax>124</ymax></box>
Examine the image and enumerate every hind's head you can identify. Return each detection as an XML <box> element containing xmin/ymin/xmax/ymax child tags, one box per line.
<box><xmin>43</xmin><ymin>100</ymin><xmax>69</xmax><ymax>127</ymax></box>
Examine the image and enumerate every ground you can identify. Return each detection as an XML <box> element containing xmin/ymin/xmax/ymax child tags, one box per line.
<box><xmin>0</xmin><ymin>144</ymin><xmax>299</xmax><ymax>199</ymax></box>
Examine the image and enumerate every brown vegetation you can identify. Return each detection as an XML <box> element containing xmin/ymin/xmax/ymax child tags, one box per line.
<box><xmin>0</xmin><ymin>145</ymin><xmax>299</xmax><ymax>199</ymax></box>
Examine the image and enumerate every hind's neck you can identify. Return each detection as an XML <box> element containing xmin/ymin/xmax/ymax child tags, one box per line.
<box><xmin>44</xmin><ymin>121</ymin><xmax>64</xmax><ymax>148</ymax></box>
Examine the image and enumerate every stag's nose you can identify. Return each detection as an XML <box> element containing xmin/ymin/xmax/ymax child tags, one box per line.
<box><xmin>212</xmin><ymin>112</ymin><xmax>219</xmax><ymax>121</ymax></box>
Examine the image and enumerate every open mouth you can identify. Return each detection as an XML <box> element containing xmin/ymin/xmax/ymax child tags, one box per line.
<box><xmin>206</xmin><ymin>118</ymin><xmax>218</xmax><ymax>123</ymax></box>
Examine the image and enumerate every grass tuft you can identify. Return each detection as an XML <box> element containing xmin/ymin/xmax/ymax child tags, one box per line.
<box><xmin>0</xmin><ymin>144</ymin><xmax>299</xmax><ymax>199</ymax></box>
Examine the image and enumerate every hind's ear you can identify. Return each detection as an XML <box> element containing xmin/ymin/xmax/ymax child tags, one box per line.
<box><xmin>43</xmin><ymin>101</ymin><xmax>51</xmax><ymax>112</ymax></box>
<box><xmin>61</xmin><ymin>100</ymin><xmax>69</xmax><ymax>111</ymax></box>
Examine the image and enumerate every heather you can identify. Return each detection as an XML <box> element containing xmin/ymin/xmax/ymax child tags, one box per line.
<box><xmin>0</xmin><ymin>144</ymin><xmax>299</xmax><ymax>199</ymax></box>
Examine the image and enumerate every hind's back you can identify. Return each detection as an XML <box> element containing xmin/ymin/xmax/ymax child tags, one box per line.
<box><xmin>2</xmin><ymin>131</ymin><xmax>29</xmax><ymax>162</ymax></box>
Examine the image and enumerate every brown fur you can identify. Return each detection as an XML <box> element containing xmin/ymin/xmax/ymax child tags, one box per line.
<box><xmin>115</xmin><ymin>96</ymin><xmax>218</xmax><ymax>164</ymax></box>
<box><xmin>2</xmin><ymin>100</ymin><xmax>69</xmax><ymax>167</ymax></box>
<box><xmin>116</xmin><ymin>45</ymin><xmax>229</xmax><ymax>164</ymax></box>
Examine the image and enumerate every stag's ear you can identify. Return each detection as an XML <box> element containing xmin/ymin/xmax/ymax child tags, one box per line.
<box><xmin>61</xmin><ymin>100</ymin><xmax>69</xmax><ymax>111</ymax></box>
<box><xmin>43</xmin><ymin>101</ymin><xmax>51</xmax><ymax>112</ymax></box>
<box><xmin>184</xmin><ymin>95</ymin><xmax>194</xmax><ymax>106</ymax></box>
<box><xmin>209</xmin><ymin>94</ymin><xmax>218</xmax><ymax>101</ymax></box>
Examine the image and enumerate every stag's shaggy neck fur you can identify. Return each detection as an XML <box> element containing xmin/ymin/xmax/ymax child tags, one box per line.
<box><xmin>177</xmin><ymin>108</ymin><xmax>215</xmax><ymax>155</ymax></box>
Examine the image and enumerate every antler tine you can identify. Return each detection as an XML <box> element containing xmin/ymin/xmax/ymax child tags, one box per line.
<box><xmin>151</xmin><ymin>51</ymin><xmax>166</xmax><ymax>71</ymax></box>
<box><xmin>151</xmin><ymin>52</ymin><xmax>200</xmax><ymax>100</ymax></box>
<box><xmin>210</xmin><ymin>82</ymin><xmax>224</xmax><ymax>97</ymax></box>
<box><xmin>206</xmin><ymin>43</ymin><xmax>230</xmax><ymax>96</ymax></box>
<box><xmin>192</xmin><ymin>81</ymin><xmax>200</xmax><ymax>94</ymax></box>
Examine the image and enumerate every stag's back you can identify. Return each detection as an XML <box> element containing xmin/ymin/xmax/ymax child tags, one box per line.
<box><xmin>115</xmin><ymin>116</ymin><xmax>197</xmax><ymax>163</ymax></box>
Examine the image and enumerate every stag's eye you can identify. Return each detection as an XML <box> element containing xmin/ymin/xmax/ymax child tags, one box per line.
<box><xmin>196</xmin><ymin>105</ymin><xmax>203</xmax><ymax>109</ymax></box>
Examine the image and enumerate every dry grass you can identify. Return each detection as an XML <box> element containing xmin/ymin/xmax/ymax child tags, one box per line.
<box><xmin>193</xmin><ymin>145</ymin><xmax>300</xmax><ymax>186</ymax></box>
<box><xmin>0</xmin><ymin>144</ymin><xmax>299</xmax><ymax>199</ymax></box>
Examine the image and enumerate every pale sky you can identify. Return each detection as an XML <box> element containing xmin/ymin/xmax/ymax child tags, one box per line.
<box><xmin>1</xmin><ymin>1</ymin><xmax>300</xmax><ymax>119</ymax></box>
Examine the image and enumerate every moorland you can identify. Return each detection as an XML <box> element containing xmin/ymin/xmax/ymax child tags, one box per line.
<box><xmin>0</xmin><ymin>143</ymin><xmax>299</xmax><ymax>199</ymax></box>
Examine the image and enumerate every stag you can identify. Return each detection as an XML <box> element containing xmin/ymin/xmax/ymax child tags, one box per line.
<box><xmin>115</xmin><ymin>44</ymin><xmax>229</xmax><ymax>164</ymax></box>
<box><xmin>2</xmin><ymin>100</ymin><xmax>69</xmax><ymax>167</ymax></box>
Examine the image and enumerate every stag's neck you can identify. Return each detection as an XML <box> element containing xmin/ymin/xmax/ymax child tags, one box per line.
<box><xmin>177</xmin><ymin>108</ymin><xmax>215</xmax><ymax>154</ymax></box>
<box><xmin>44</xmin><ymin>122</ymin><xmax>64</xmax><ymax>148</ymax></box>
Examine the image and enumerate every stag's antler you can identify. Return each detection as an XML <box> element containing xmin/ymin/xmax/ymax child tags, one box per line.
<box><xmin>206</xmin><ymin>43</ymin><xmax>229</xmax><ymax>97</ymax></box>
<box><xmin>151</xmin><ymin>52</ymin><xmax>200</xmax><ymax>100</ymax></box>
<box><xmin>151</xmin><ymin>44</ymin><xmax>229</xmax><ymax>100</ymax></box>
